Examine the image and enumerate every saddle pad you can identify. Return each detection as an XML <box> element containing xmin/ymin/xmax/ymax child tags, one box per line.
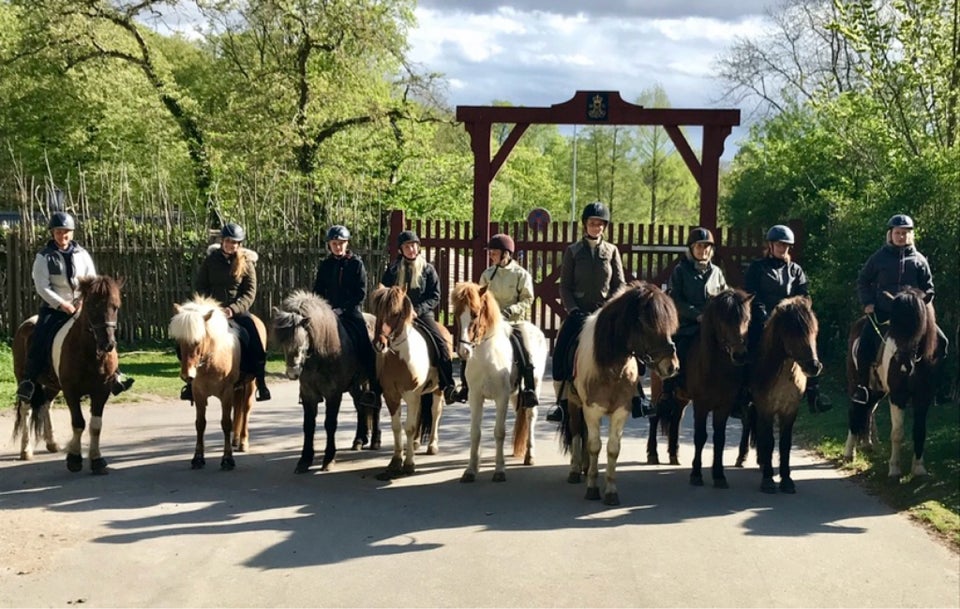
<box><xmin>52</xmin><ymin>317</ymin><xmax>78</xmax><ymax>381</ymax></box>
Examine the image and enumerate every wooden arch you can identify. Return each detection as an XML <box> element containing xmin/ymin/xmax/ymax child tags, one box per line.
<box><xmin>455</xmin><ymin>90</ymin><xmax>740</xmax><ymax>280</ymax></box>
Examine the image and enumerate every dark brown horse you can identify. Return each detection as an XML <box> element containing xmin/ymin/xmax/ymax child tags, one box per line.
<box><xmin>745</xmin><ymin>296</ymin><xmax>822</xmax><ymax>493</ymax></box>
<box><xmin>843</xmin><ymin>288</ymin><xmax>947</xmax><ymax>477</ymax></box>
<box><xmin>562</xmin><ymin>281</ymin><xmax>679</xmax><ymax>505</ymax></box>
<box><xmin>647</xmin><ymin>289</ymin><xmax>753</xmax><ymax>488</ymax></box>
<box><xmin>13</xmin><ymin>275</ymin><xmax>124</xmax><ymax>474</ymax></box>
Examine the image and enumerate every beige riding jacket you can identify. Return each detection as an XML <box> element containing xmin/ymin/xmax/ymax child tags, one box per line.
<box><xmin>479</xmin><ymin>260</ymin><xmax>535</xmax><ymax>323</ymax></box>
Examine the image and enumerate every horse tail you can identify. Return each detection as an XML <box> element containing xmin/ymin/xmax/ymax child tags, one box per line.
<box><xmin>13</xmin><ymin>398</ymin><xmax>47</xmax><ymax>444</ymax></box>
<box><xmin>512</xmin><ymin>397</ymin><xmax>529</xmax><ymax>460</ymax></box>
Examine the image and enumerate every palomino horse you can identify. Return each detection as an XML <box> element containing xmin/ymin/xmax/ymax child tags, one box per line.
<box><xmin>369</xmin><ymin>285</ymin><xmax>452</xmax><ymax>479</ymax></box>
<box><xmin>562</xmin><ymin>281</ymin><xmax>679</xmax><ymax>505</ymax></box>
<box><xmin>13</xmin><ymin>275</ymin><xmax>124</xmax><ymax>473</ymax></box>
<box><xmin>844</xmin><ymin>288</ymin><xmax>947</xmax><ymax>477</ymax></box>
<box><xmin>168</xmin><ymin>296</ymin><xmax>266</xmax><ymax>470</ymax></box>
<box><xmin>745</xmin><ymin>296</ymin><xmax>822</xmax><ymax>493</ymax></box>
<box><xmin>648</xmin><ymin>289</ymin><xmax>753</xmax><ymax>488</ymax></box>
<box><xmin>271</xmin><ymin>290</ymin><xmax>381</xmax><ymax>474</ymax></box>
<box><xmin>451</xmin><ymin>282</ymin><xmax>548</xmax><ymax>483</ymax></box>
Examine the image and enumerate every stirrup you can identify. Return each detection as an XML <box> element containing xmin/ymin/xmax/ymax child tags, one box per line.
<box><xmin>546</xmin><ymin>400</ymin><xmax>567</xmax><ymax>423</ymax></box>
<box><xmin>442</xmin><ymin>384</ymin><xmax>458</xmax><ymax>405</ymax></box>
<box><xmin>256</xmin><ymin>383</ymin><xmax>272</xmax><ymax>402</ymax></box>
<box><xmin>520</xmin><ymin>388</ymin><xmax>539</xmax><ymax>408</ymax></box>
<box><xmin>112</xmin><ymin>374</ymin><xmax>135</xmax><ymax>396</ymax></box>
<box><xmin>356</xmin><ymin>391</ymin><xmax>378</xmax><ymax>410</ymax></box>
<box><xmin>17</xmin><ymin>380</ymin><xmax>35</xmax><ymax>402</ymax></box>
<box><xmin>851</xmin><ymin>385</ymin><xmax>870</xmax><ymax>405</ymax></box>
<box><xmin>631</xmin><ymin>395</ymin><xmax>654</xmax><ymax>418</ymax></box>
<box><xmin>180</xmin><ymin>383</ymin><xmax>193</xmax><ymax>401</ymax></box>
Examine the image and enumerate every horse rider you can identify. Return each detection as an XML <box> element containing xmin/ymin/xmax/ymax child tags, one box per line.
<box><xmin>852</xmin><ymin>214</ymin><xmax>946</xmax><ymax>404</ymax></box>
<box><xmin>656</xmin><ymin>227</ymin><xmax>729</xmax><ymax>414</ymax></box>
<box><xmin>547</xmin><ymin>201</ymin><xmax>633</xmax><ymax>423</ymax></box>
<box><xmin>379</xmin><ymin>230</ymin><xmax>458</xmax><ymax>405</ymax></box>
<box><xmin>453</xmin><ymin>233</ymin><xmax>539</xmax><ymax>408</ymax></box>
<box><xmin>742</xmin><ymin>224</ymin><xmax>832</xmax><ymax>414</ymax></box>
<box><xmin>312</xmin><ymin>224</ymin><xmax>379</xmax><ymax>410</ymax></box>
<box><xmin>182</xmin><ymin>222</ymin><xmax>271</xmax><ymax>402</ymax></box>
<box><xmin>17</xmin><ymin>211</ymin><xmax>135</xmax><ymax>402</ymax></box>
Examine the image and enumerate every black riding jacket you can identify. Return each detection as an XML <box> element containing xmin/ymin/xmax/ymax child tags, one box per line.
<box><xmin>312</xmin><ymin>253</ymin><xmax>367</xmax><ymax>315</ymax></box>
<box><xmin>381</xmin><ymin>257</ymin><xmax>441</xmax><ymax>320</ymax></box>
<box><xmin>744</xmin><ymin>256</ymin><xmax>809</xmax><ymax>321</ymax></box>
<box><xmin>857</xmin><ymin>244</ymin><xmax>935</xmax><ymax>316</ymax></box>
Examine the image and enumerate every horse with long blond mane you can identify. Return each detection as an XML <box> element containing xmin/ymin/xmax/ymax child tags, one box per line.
<box><xmin>369</xmin><ymin>285</ymin><xmax>452</xmax><ymax>479</ymax></box>
<box><xmin>451</xmin><ymin>282</ymin><xmax>547</xmax><ymax>483</ymax></box>
<box><xmin>562</xmin><ymin>281</ymin><xmax>679</xmax><ymax>505</ymax></box>
<box><xmin>169</xmin><ymin>295</ymin><xmax>266</xmax><ymax>470</ymax></box>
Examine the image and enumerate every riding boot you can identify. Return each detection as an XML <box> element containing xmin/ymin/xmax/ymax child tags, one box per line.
<box><xmin>546</xmin><ymin>398</ymin><xmax>568</xmax><ymax>423</ymax></box>
<box><xmin>256</xmin><ymin>375</ymin><xmax>272</xmax><ymax>402</ymax></box>
<box><xmin>805</xmin><ymin>377</ymin><xmax>833</xmax><ymax>413</ymax></box>
<box><xmin>180</xmin><ymin>381</ymin><xmax>193</xmax><ymax>402</ymax></box>
<box><xmin>656</xmin><ymin>378</ymin><xmax>677</xmax><ymax>418</ymax></box>
<box><xmin>453</xmin><ymin>360</ymin><xmax>469</xmax><ymax>403</ymax></box>
<box><xmin>111</xmin><ymin>370</ymin><xmax>136</xmax><ymax>396</ymax></box>
<box><xmin>356</xmin><ymin>379</ymin><xmax>379</xmax><ymax>410</ymax></box>
<box><xmin>631</xmin><ymin>382</ymin><xmax>653</xmax><ymax>418</ymax></box>
<box><xmin>730</xmin><ymin>385</ymin><xmax>751</xmax><ymax>420</ymax></box>
<box><xmin>520</xmin><ymin>364</ymin><xmax>539</xmax><ymax>408</ymax></box>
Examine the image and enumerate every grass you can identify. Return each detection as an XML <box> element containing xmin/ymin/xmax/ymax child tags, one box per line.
<box><xmin>792</xmin><ymin>372</ymin><xmax>960</xmax><ymax>550</ymax></box>
<box><xmin>2</xmin><ymin>343</ymin><xmax>957</xmax><ymax>548</ymax></box>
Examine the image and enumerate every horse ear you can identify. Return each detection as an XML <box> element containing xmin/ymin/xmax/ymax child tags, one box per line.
<box><xmin>298</xmin><ymin>316</ymin><xmax>311</xmax><ymax>328</ymax></box>
<box><xmin>115</xmin><ymin>276</ymin><xmax>126</xmax><ymax>290</ymax></box>
<box><xmin>203</xmin><ymin>310</ymin><xmax>215</xmax><ymax>321</ymax></box>
<box><xmin>882</xmin><ymin>290</ymin><xmax>895</xmax><ymax>302</ymax></box>
<box><xmin>173</xmin><ymin>303</ymin><xmax>182</xmax><ymax>314</ymax></box>
<box><xmin>271</xmin><ymin>306</ymin><xmax>281</xmax><ymax>318</ymax></box>
<box><xmin>478</xmin><ymin>284</ymin><xmax>488</xmax><ymax>297</ymax></box>
<box><xmin>743</xmin><ymin>292</ymin><xmax>755</xmax><ymax>305</ymax></box>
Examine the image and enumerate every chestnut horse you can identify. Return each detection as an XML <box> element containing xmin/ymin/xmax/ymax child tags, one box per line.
<box><xmin>451</xmin><ymin>282</ymin><xmax>547</xmax><ymax>483</ymax></box>
<box><xmin>168</xmin><ymin>296</ymin><xmax>266</xmax><ymax>470</ymax></box>
<box><xmin>844</xmin><ymin>288</ymin><xmax>947</xmax><ymax>478</ymax></box>
<box><xmin>562</xmin><ymin>281</ymin><xmax>679</xmax><ymax>505</ymax></box>
<box><xmin>369</xmin><ymin>285</ymin><xmax>452</xmax><ymax>479</ymax></box>
<box><xmin>646</xmin><ymin>289</ymin><xmax>753</xmax><ymax>488</ymax></box>
<box><xmin>12</xmin><ymin>275</ymin><xmax>123</xmax><ymax>473</ymax></box>
<box><xmin>747</xmin><ymin>296</ymin><xmax>823</xmax><ymax>493</ymax></box>
<box><xmin>271</xmin><ymin>290</ymin><xmax>381</xmax><ymax>474</ymax></box>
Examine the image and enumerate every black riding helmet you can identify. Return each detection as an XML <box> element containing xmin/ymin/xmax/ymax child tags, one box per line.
<box><xmin>581</xmin><ymin>201</ymin><xmax>611</xmax><ymax>223</ymax></box>
<box><xmin>221</xmin><ymin>222</ymin><xmax>246</xmax><ymax>242</ymax></box>
<box><xmin>48</xmin><ymin>211</ymin><xmax>76</xmax><ymax>231</ymax></box>
<box><xmin>887</xmin><ymin>214</ymin><xmax>914</xmax><ymax>229</ymax></box>
<box><xmin>765</xmin><ymin>224</ymin><xmax>795</xmax><ymax>244</ymax></box>
<box><xmin>687</xmin><ymin>227</ymin><xmax>715</xmax><ymax>247</ymax></box>
<box><xmin>326</xmin><ymin>225</ymin><xmax>351</xmax><ymax>241</ymax></box>
<box><xmin>397</xmin><ymin>230</ymin><xmax>420</xmax><ymax>249</ymax></box>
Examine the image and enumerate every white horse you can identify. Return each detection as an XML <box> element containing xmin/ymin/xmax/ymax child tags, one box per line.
<box><xmin>369</xmin><ymin>286</ymin><xmax>451</xmax><ymax>478</ymax></box>
<box><xmin>451</xmin><ymin>282</ymin><xmax>548</xmax><ymax>483</ymax></box>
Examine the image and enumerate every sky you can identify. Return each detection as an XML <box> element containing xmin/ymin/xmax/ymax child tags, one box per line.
<box><xmin>407</xmin><ymin>0</ymin><xmax>779</xmax><ymax>156</ymax></box>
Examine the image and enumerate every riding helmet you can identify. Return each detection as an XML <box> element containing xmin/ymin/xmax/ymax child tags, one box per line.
<box><xmin>221</xmin><ymin>222</ymin><xmax>246</xmax><ymax>242</ymax></box>
<box><xmin>397</xmin><ymin>230</ymin><xmax>420</xmax><ymax>248</ymax></box>
<box><xmin>887</xmin><ymin>214</ymin><xmax>914</xmax><ymax>229</ymax></box>
<box><xmin>486</xmin><ymin>234</ymin><xmax>515</xmax><ymax>254</ymax></box>
<box><xmin>326</xmin><ymin>225</ymin><xmax>351</xmax><ymax>241</ymax></box>
<box><xmin>687</xmin><ymin>227</ymin><xmax>715</xmax><ymax>246</ymax></box>
<box><xmin>765</xmin><ymin>224</ymin><xmax>795</xmax><ymax>244</ymax></box>
<box><xmin>47</xmin><ymin>211</ymin><xmax>76</xmax><ymax>231</ymax></box>
<box><xmin>581</xmin><ymin>201</ymin><xmax>611</xmax><ymax>223</ymax></box>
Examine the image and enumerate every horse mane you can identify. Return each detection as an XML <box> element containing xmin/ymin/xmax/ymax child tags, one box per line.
<box><xmin>451</xmin><ymin>282</ymin><xmax>502</xmax><ymax>341</ymax></box>
<box><xmin>754</xmin><ymin>296</ymin><xmax>818</xmax><ymax>392</ymax></box>
<box><xmin>371</xmin><ymin>285</ymin><xmax>414</xmax><ymax>328</ymax></box>
<box><xmin>279</xmin><ymin>290</ymin><xmax>341</xmax><ymax>355</ymax></box>
<box><xmin>700</xmin><ymin>289</ymin><xmax>751</xmax><ymax>345</ymax></box>
<box><xmin>168</xmin><ymin>294</ymin><xmax>230</xmax><ymax>343</ymax></box>
<box><xmin>77</xmin><ymin>275</ymin><xmax>123</xmax><ymax>302</ymax></box>
<box><xmin>889</xmin><ymin>287</ymin><xmax>938</xmax><ymax>361</ymax></box>
<box><xmin>594</xmin><ymin>280</ymin><xmax>677</xmax><ymax>369</ymax></box>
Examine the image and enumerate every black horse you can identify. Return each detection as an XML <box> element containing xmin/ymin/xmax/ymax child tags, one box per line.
<box><xmin>271</xmin><ymin>290</ymin><xmax>381</xmax><ymax>474</ymax></box>
<box><xmin>843</xmin><ymin>287</ymin><xmax>947</xmax><ymax>478</ymax></box>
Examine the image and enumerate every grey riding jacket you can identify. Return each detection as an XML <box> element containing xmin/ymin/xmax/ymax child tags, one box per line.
<box><xmin>31</xmin><ymin>241</ymin><xmax>97</xmax><ymax>310</ymax></box>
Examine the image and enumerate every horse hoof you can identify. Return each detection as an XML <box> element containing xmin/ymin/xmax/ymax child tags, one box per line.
<box><xmin>351</xmin><ymin>440</ymin><xmax>363</xmax><ymax>451</ymax></box>
<box><xmin>567</xmin><ymin>472</ymin><xmax>582</xmax><ymax>484</ymax></box>
<box><xmin>780</xmin><ymin>478</ymin><xmax>796</xmax><ymax>494</ymax></box>
<box><xmin>603</xmin><ymin>492</ymin><xmax>620</xmax><ymax>506</ymax></box>
<box><xmin>66</xmin><ymin>453</ymin><xmax>83</xmax><ymax>473</ymax></box>
<box><xmin>760</xmin><ymin>478</ymin><xmax>777</xmax><ymax>494</ymax></box>
<box><xmin>237</xmin><ymin>442</ymin><xmax>248</xmax><ymax>453</ymax></box>
<box><xmin>19</xmin><ymin>451</ymin><xmax>32</xmax><ymax>461</ymax></box>
<box><xmin>191</xmin><ymin>456</ymin><xmax>206</xmax><ymax>469</ymax></box>
<box><xmin>46</xmin><ymin>442</ymin><xmax>60</xmax><ymax>453</ymax></box>
<box><xmin>647</xmin><ymin>453</ymin><xmax>660</xmax><ymax>465</ymax></box>
<box><xmin>220</xmin><ymin>457</ymin><xmax>235</xmax><ymax>471</ymax></box>
<box><xmin>689</xmin><ymin>473</ymin><xmax>704</xmax><ymax>486</ymax></box>
<box><xmin>401</xmin><ymin>463</ymin><xmax>415</xmax><ymax>476</ymax></box>
<box><xmin>734</xmin><ymin>457</ymin><xmax>745</xmax><ymax>468</ymax></box>
<box><xmin>585</xmin><ymin>486</ymin><xmax>601</xmax><ymax>501</ymax></box>
<box><xmin>669</xmin><ymin>456</ymin><xmax>680</xmax><ymax>466</ymax></box>
<box><xmin>460</xmin><ymin>472</ymin><xmax>476</xmax><ymax>483</ymax></box>
<box><xmin>523</xmin><ymin>455</ymin><xmax>534</xmax><ymax>466</ymax></box>
<box><xmin>368</xmin><ymin>441</ymin><xmax>382</xmax><ymax>451</ymax></box>
<box><xmin>90</xmin><ymin>457</ymin><xmax>108</xmax><ymax>475</ymax></box>
<box><xmin>294</xmin><ymin>459</ymin><xmax>312</xmax><ymax>474</ymax></box>
<box><xmin>231</xmin><ymin>439</ymin><xmax>238</xmax><ymax>448</ymax></box>
<box><xmin>713</xmin><ymin>477</ymin><xmax>729</xmax><ymax>489</ymax></box>
<box><xmin>321</xmin><ymin>458</ymin><xmax>335</xmax><ymax>472</ymax></box>
<box><xmin>426</xmin><ymin>445</ymin><xmax>438</xmax><ymax>456</ymax></box>
<box><xmin>492</xmin><ymin>472</ymin><xmax>506</xmax><ymax>483</ymax></box>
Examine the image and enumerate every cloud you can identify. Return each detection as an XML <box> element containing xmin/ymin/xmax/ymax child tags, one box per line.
<box><xmin>415</xmin><ymin>0</ymin><xmax>775</xmax><ymax>21</ymax></box>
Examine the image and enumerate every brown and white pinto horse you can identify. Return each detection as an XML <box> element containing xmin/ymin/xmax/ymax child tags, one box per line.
<box><xmin>844</xmin><ymin>288</ymin><xmax>947</xmax><ymax>478</ymax></box>
<box><xmin>369</xmin><ymin>286</ymin><xmax>453</xmax><ymax>479</ymax></box>
<box><xmin>747</xmin><ymin>296</ymin><xmax>822</xmax><ymax>493</ymax></box>
<box><xmin>451</xmin><ymin>282</ymin><xmax>547</xmax><ymax>483</ymax></box>
<box><xmin>562</xmin><ymin>281</ymin><xmax>679</xmax><ymax>505</ymax></box>
<box><xmin>13</xmin><ymin>275</ymin><xmax>124</xmax><ymax>473</ymax></box>
<box><xmin>168</xmin><ymin>296</ymin><xmax>266</xmax><ymax>470</ymax></box>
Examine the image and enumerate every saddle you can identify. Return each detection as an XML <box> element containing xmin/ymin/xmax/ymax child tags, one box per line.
<box><xmin>411</xmin><ymin>316</ymin><xmax>444</xmax><ymax>369</ymax></box>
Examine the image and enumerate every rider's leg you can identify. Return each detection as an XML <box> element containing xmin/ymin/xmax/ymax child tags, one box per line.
<box><xmin>853</xmin><ymin>319</ymin><xmax>882</xmax><ymax>404</ymax></box>
<box><xmin>510</xmin><ymin>327</ymin><xmax>538</xmax><ymax>408</ymax></box>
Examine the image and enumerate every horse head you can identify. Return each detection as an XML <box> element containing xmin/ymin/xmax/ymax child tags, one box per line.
<box><xmin>370</xmin><ymin>286</ymin><xmax>414</xmax><ymax>353</ymax></box>
<box><xmin>702</xmin><ymin>289</ymin><xmax>753</xmax><ymax>366</ymax></box>
<box><xmin>768</xmin><ymin>295</ymin><xmax>822</xmax><ymax>377</ymax></box>
<box><xmin>77</xmin><ymin>275</ymin><xmax>123</xmax><ymax>354</ymax></box>
<box><xmin>272</xmin><ymin>305</ymin><xmax>311</xmax><ymax>380</ymax></box>
<box><xmin>886</xmin><ymin>288</ymin><xmax>937</xmax><ymax>376</ymax></box>
<box><xmin>169</xmin><ymin>296</ymin><xmax>227</xmax><ymax>382</ymax></box>
<box><xmin>451</xmin><ymin>282</ymin><xmax>499</xmax><ymax>361</ymax></box>
<box><xmin>596</xmin><ymin>281</ymin><xmax>680</xmax><ymax>380</ymax></box>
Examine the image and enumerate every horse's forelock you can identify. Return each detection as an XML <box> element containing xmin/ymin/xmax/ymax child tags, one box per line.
<box><xmin>769</xmin><ymin>296</ymin><xmax>818</xmax><ymax>347</ymax></box>
<box><xmin>644</xmin><ymin>283</ymin><xmax>679</xmax><ymax>336</ymax></box>
<box><xmin>79</xmin><ymin>275</ymin><xmax>121</xmax><ymax>305</ymax></box>
<box><xmin>169</xmin><ymin>295</ymin><xmax>229</xmax><ymax>342</ymax></box>
<box><xmin>278</xmin><ymin>290</ymin><xmax>340</xmax><ymax>355</ymax></box>
<box><xmin>888</xmin><ymin>288</ymin><xmax>926</xmax><ymax>350</ymax></box>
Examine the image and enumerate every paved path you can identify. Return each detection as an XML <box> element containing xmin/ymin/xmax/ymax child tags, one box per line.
<box><xmin>1</xmin><ymin>378</ymin><xmax>958</xmax><ymax>608</ymax></box>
